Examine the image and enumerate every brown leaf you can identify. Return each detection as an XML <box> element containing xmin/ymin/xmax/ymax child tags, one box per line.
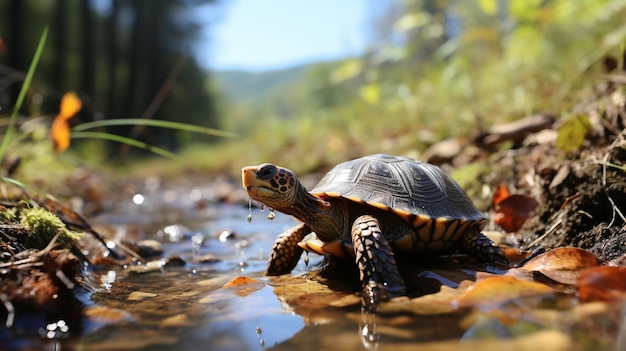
<box><xmin>521</xmin><ymin>247</ymin><xmax>600</xmax><ymax>285</ymax></box>
<box><xmin>494</xmin><ymin>194</ymin><xmax>538</xmax><ymax>232</ymax></box>
<box><xmin>455</xmin><ymin>276</ymin><xmax>553</xmax><ymax>309</ymax></box>
<box><xmin>223</xmin><ymin>276</ymin><xmax>266</xmax><ymax>297</ymax></box>
<box><xmin>578</xmin><ymin>266</ymin><xmax>626</xmax><ymax>302</ymax></box>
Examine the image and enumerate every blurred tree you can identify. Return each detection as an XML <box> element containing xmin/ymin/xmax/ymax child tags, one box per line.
<box><xmin>0</xmin><ymin>0</ymin><xmax>219</xmax><ymax>157</ymax></box>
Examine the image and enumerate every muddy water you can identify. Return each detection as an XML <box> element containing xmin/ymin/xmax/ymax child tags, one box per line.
<box><xmin>3</xmin><ymin>183</ymin><xmax>625</xmax><ymax>350</ymax></box>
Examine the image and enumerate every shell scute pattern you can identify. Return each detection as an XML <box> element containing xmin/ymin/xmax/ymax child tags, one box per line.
<box><xmin>311</xmin><ymin>154</ymin><xmax>486</xmax><ymax>224</ymax></box>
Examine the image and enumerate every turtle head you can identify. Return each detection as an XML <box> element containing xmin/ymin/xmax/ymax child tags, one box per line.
<box><xmin>242</xmin><ymin>163</ymin><xmax>302</xmax><ymax>212</ymax></box>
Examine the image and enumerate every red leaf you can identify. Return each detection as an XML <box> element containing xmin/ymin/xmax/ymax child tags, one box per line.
<box><xmin>492</xmin><ymin>183</ymin><xmax>511</xmax><ymax>207</ymax></box>
<box><xmin>578</xmin><ymin>266</ymin><xmax>626</xmax><ymax>302</ymax></box>
<box><xmin>494</xmin><ymin>194</ymin><xmax>538</xmax><ymax>232</ymax></box>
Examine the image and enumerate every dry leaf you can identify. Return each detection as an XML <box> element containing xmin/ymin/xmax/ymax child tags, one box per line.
<box><xmin>521</xmin><ymin>247</ymin><xmax>600</xmax><ymax>285</ymax></box>
<box><xmin>223</xmin><ymin>276</ymin><xmax>266</xmax><ymax>297</ymax></box>
<box><xmin>494</xmin><ymin>194</ymin><xmax>538</xmax><ymax>232</ymax></box>
<box><xmin>455</xmin><ymin>276</ymin><xmax>553</xmax><ymax>309</ymax></box>
<box><xmin>578</xmin><ymin>266</ymin><xmax>626</xmax><ymax>302</ymax></box>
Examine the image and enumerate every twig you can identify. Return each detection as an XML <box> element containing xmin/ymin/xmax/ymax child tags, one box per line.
<box><xmin>526</xmin><ymin>213</ymin><xmax>564</xmax><ymax>248</ymax></box>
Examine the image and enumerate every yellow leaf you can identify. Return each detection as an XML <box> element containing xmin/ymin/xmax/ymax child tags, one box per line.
<box><xmin>330</xmin><ymin>59</ymin><xmax>361</xmax><ymax>84</ymax></box>
<box><xmin>556</xmin><ymin>115</ymin><xmax>591</xmax><ymax>152</ymax></box>
<box><xmin>478</xmin><ymin>0</ymin><xmax>498</xmax><ymax>16</ymax></box>
<box><xmin>59</xmin><ymin>91</ymin><xmax>82</xmax><ymax>120</ymax></box>
<box><xmin>359</xmin><ymin>83</ymin><xmax>380</xmax><ymax>105</ymax></box>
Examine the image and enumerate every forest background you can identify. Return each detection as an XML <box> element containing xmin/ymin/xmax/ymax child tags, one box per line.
<box><xmin>1</xmin><ymin>0</ymin><xmax>626</xmax><ymax>185</ymax></box>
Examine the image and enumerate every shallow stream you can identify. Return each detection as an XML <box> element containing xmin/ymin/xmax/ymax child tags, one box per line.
<box><xmin>2</xmin><ymin>181</ymin><xmax>624</xmax><ymax>350</ymax></box>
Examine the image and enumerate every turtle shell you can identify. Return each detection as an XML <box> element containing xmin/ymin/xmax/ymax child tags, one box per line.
<box><xmin>310</xmin><ymin>154</ymin><xmax>487</xmax><ymax>252</ymax></box>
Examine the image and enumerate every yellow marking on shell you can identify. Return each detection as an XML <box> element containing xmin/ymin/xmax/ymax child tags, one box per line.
<box><xmin>367</xmin><ymin>201</ymin><xmax>393</xmax><ymax>212</ymax></box>
<box><xmin>314</xmin><ymin>191</ymin><xmax>342</xmax><ymax>198</ymax></box>
<box><xmin>418</xmin><ymin>218</ymin><xmax>434</xmax><ymax>243</ymax></box>
<box><xmin>432</xmin><ymin>217</ymin><xmax>455</xmax><ymax>241</ymax></box>
<box><xmin>343</xmin><ymin>195</ymin><xmax>367</xmax><ymax>204</ymax></box>
<box><xmin>442</xmin><ymin>219</ymin><xmax>460</xmax><ymax>242</ymax></box>
<box><xmin>451</xmin><ymin>220</ymin><xmax>471</xmax><ymax>242</ymax></box>
<box><xmin>412</xmin><ymin>215</ymin><xmax>433</xmax><ymax>229</ymax></box>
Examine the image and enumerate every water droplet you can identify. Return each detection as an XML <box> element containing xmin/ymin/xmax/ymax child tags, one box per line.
<box><xmin>260</xmin><ymin>203</ymin><xmax>265</xmax><ymax>211</ymax></box>
<box><xmin>267</xmin><ymin>208</ymin><xmax>275</xmax><ymax>220</ymax></box>
<box><xmin>304</xmin><ymin>252</ymin><xmax>309</xmax><ymax>266</ymax></box>
<box><xmin>247</xmin><ymin>198</ymin><xmax>253</xmax><ymax>223</ymax></box>
<box><xmin>256</xmin><ymin>325</ymin><xmax>262</xmax><ymax>335</ymax></box>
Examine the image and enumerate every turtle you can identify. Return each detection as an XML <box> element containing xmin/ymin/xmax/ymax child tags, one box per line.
<box><xmin>242</xmin><ymin>154</ymin><xmax>507</xmax><ymax>304</ymax></box>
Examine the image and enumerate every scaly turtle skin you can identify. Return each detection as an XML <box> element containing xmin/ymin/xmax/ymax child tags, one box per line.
<box><xmin>242</xmin><ymin>154</ymin><xmax>507</xmax><ymax>305</ymax></box>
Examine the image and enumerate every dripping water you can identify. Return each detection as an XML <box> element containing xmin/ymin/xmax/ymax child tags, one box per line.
<box><xmin>247</xmin><ymin>198</ymin><xmax>253</xmax><ymax>223</ymax></box>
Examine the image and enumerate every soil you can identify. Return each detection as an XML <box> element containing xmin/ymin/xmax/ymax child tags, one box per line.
<box><xmin>515</xmin><ymin>139</ymin><xmax>626</xmax><ymax>262</ymax></box>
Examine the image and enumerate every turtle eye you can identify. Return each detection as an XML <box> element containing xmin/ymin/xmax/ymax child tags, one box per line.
<box><xmin>257</xmin><ymin>164</ymin><xmax>277</xmax><ymax>180</ymax></box>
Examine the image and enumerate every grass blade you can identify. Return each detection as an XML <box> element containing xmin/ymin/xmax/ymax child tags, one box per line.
<box><xmin>72</xmin><ymin>118</ymin><xmax>237</xmax><ymax>138</ymax></box>
<box><xmin>0</xmin><ymin>27</ymin><xmax>48</xmax><ymax>159</ymax></box>
<box><xmin>70</xmin><ymin>131</ymin><xmax>177</xmax><ymax>158</ymax></box>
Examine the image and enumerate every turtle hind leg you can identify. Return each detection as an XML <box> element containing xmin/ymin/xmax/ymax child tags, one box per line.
<box><xmin>266</xmin><ymin>223</ymin><xmax>309</xmax><ymax>276</ymax></box>
<box><xmin>352</xmin><ymin>215</ymin><xmax>407</xmax><ymax>309</ymax></box>
<box><xmin>461</xmin><ymin>231</ymin><xmax>508</xmax><ymax>265</ymax></box>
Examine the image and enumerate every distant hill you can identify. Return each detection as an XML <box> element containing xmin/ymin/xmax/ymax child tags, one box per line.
<box><xmin>212</xmin><ymin>64</ymin><xmax>311</xmax><ymax>105</ymax></box>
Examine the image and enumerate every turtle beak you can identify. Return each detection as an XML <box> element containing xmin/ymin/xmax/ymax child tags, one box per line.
<box><xmin>242</xmin><ymin>166</ymin><xmax>276</xmax><ymax>199</ymax></box>
<box><xmin>241</xmin><ymin>166</ymin><xmax>257</xmax><ymax>189</ymax></box>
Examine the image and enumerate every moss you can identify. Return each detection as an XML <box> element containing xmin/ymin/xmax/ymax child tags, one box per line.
<box><xmin>19</xmin><ymin>207</ymin><xmax>83</xmax><ymax>250</ymax></box>
<box><xmin>0</xmin><ymin>207</ymin><xmax>17</xmax><ymax>222</ymax></box>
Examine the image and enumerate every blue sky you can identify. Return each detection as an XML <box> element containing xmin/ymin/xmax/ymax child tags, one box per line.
<box><xmin>199</xmin><ymin>0</ymin><xmax>371</xmax><ymax>72</ymax></box>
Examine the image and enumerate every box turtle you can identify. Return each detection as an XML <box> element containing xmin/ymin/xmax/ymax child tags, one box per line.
<box><xmin>242</xmin><ymin>154</ymin><xmax>507</xmax><ymax>305</ymax></box>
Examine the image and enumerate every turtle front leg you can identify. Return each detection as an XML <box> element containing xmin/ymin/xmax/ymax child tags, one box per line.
<box><xmin>352</xmin><ymin>215</ymin><xmax>407</xmax><ymax>306</ymax></box>
<box><xmin>266</xmin><ymin>223</ymin><xmax>310</xmax><ymax>275</ymax></box>
<box><xmin>461</xmin><ymin>231</ymin><xmax>508</xmax><ymax>265</ymax></box>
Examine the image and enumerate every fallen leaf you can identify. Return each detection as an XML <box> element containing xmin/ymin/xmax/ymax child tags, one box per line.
<box><xmin>494</xmin><ymin>194</ymin><xmax>538</xmax><ymax>232</ymax></box>
<box><xmin>521</xmin><ymin>247</ymin><xmax>600</xmax><ymax>285</ymax></box>
<box><xmin>578</xmin><ymin>266</ymin><xmax>626</xmax><ymax>302</ymax></box>
<box><xmin>492</xmin><ymin>183</ymin><xmax>510</xmax><ymax>207</ymax></box>
<box><xmin>380</xmin><ymin>281</ymin><xmax>475</xmax><ymax>315</ymax></box>
<box><xmin>223</xmin><ymin>276</ymin><xmax>265</xmax><ymax>297</ymax></box>
<box><xmin>455</xmin><ymin>276</ymin><xmax>553</xmax><ymax>309</ymax></box>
